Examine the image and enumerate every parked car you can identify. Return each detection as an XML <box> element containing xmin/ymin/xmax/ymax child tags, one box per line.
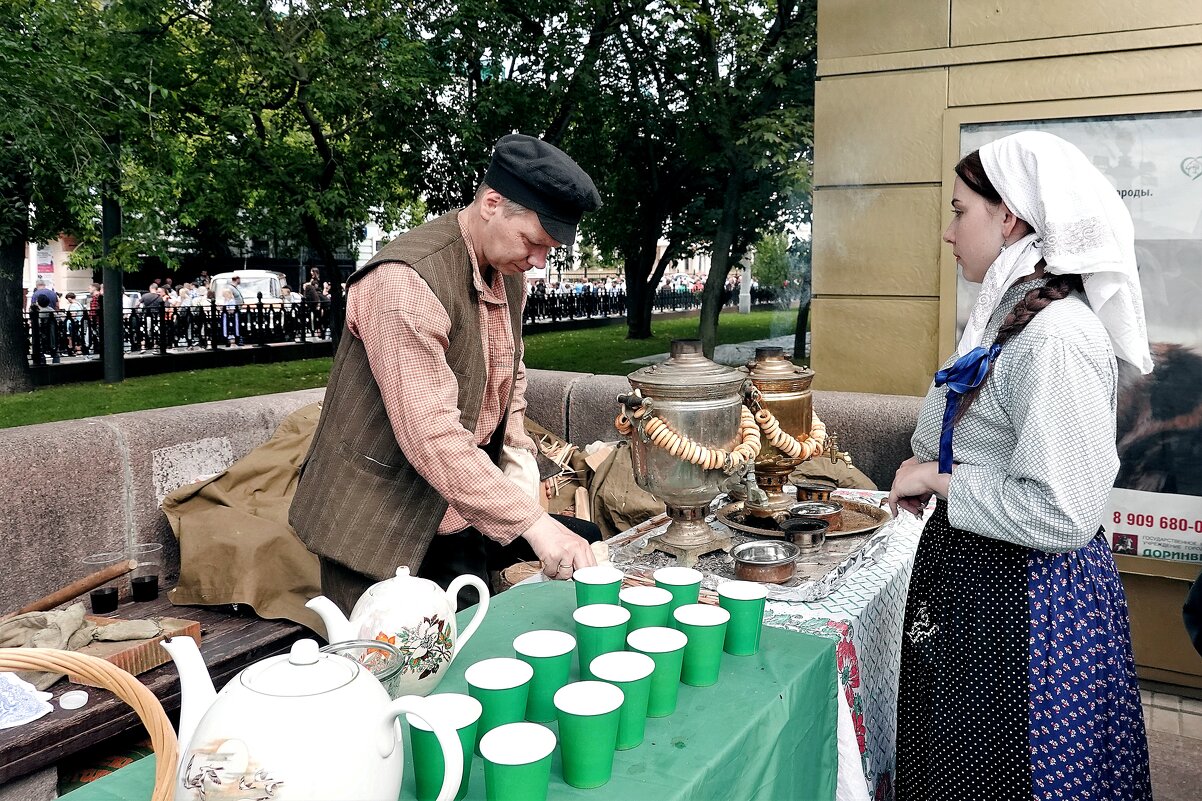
<box><xmin>210</xmin><ymin>270</ymin><xmax>287</xmax><ymax>305</ymax></box>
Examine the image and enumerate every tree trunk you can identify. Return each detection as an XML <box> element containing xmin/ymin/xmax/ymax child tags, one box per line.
<box><xmin>623</xmin><ymin>228</ymin><xmax>672</xmax><ymax>340</ymax></box>
<box><xmin>624</xmin><ymin>261</ymin><xmax>654</xmax><ymax>339</ymax></box>
<box><xmin>101</xmin><ymin>176</ymin><xmax>125</xmax><ymax>384</ymax></box>
<box><xmin>301</xmin><ymin>211</ymin><xmax>345</xmax><ymax>351</ymax></box>
<box><xmin>792</xmin><ymin>299</ymin><xmax>810</xmax><ymax>364</ymax></box>
<box><xmin>699</xmin><ymin>176</ymin><xmax>742</xmax><ymax>358</ymax></box>
<box><xmin>0</xmin><ymin>234</ymin><xmax>34</xmax><ymax>395</ymax></box>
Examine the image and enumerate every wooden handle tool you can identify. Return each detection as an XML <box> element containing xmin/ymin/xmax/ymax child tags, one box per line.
<box><xmin>6</xmin><ymin>559</ymin><xmax>138</xmax><ymax>618</ymax></box>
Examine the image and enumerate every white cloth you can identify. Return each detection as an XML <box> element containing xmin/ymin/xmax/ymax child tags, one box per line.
<box><xmin>835</xmin><ymin>661</ymin><xmax>872</xmax><ymax>801</ymax></box>
<box><xmin>957</xmin><ymin>232</ymin><xmax>1042</xmax><ymax>360</ymax></box>
<box><xmin>958</xmin><ymin>131</ymin><xmax>1152</xmax><ymax>374</ymax></box>
<box><xmin>0</xmin><ymin>672</ymin><xmax>53</xmax><ymax>730</ymax></box>
<box><xmin>500</xmin><ymin>444</ymin><xmax>541</xmax><ymax>501</ymax></box>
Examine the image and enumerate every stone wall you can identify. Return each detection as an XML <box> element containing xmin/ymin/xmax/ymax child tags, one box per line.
<box><xmin>0</xmin><ymin>370</ymin><xmax>920</xmax><ymax>614</ymax></box>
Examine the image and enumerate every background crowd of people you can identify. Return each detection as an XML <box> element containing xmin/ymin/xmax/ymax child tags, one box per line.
<box><xmin>25</xmin><ymin>272</ymin><xmax>336</xmax><ymax>363</ymax></box>
<box><xmin>24</xmin><ymin>267</ymin><xmax>767</xmax><ymax>364</ymax></box>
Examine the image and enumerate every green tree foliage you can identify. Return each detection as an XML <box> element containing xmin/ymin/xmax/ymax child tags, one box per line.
<box><xmin>752</xmin><ymin>232</ymin><xmax>791</xmax><ymax>289</ymax></box>
<box><xmin>569</xmin><ymin>0</ymin><xmax>815</xmax><ymax>343</ymax></box>
<box><xmin>693</xmin><ymin>0</ymin><xmax>816</xmax><ymax>357</ymax></box>
<box><xmin>2</xmin><ymin>0</ymin><xmax>816</xmax><ymax>390</ymax></box>
<box><xmin>752</xmin><ymin>232</ymin><xmax>812</xmax><ymax>361</ymax></box>
<box><xmin>567</xmin><ymin>1</ymin><xmax>710</xmax><ymax>339</ymax></box>
<box><xmin>0</xmin><ymin>0</ymin><xmax>131</xmax><ymax>392</ymax></box>
<box><xmin>789</xmin><ymin>236</ymin><xmax>812</xmax><ymax>360</ymax></box>
<box><xmin>98</xmin><ymin>1</ymin><xmax>436</xmax><ymax>286</ymax></box>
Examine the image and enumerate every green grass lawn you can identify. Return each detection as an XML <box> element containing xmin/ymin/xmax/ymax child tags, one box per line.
<box><xmin>0</xmin><ymin>309</ymin><xmax>799</xmax><ymax>429</ymax></box>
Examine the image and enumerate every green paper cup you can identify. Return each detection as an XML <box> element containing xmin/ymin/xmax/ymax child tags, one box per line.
<box><xmin>465</xmin><ymin>657</ymin><xmax>534</xmax><ymax>755</ymax></box>
<box><xmin>572</xmin><ymin>604</ymin><xmax>630</xmax><ymax>681</ymax></box>
<box><xmin>619</xmin><ymin>585</ymin><xmax>673</xmax><ymax>631</ymax></box>
<box><xmin>553</xmin><ymin>680</ymin><xmax>625</xmax><ymax>788</ymax></box>
<box><xmin>479</xmin><ymin>722</ymin><xmax>556</xmax><ymax>801</ymax></box>
<box><xmin>672</xmin><ymin>603</ymin><xmax>730</xmax><ymax>687</ymax></box>
<box><xmin>573</xmin><ymin>565</ymin><xmax>624</xmax><ymax>607</ymax></box>
<box><xmin>589</xmin><ymin>651</ymin><xmax>655</xmax><ymax>750</ymax></box>
<box><xmin>716</xmin><ymin>580</ymin><xmax>768</xmax><ymax>656</ymax></box>
<box><xmin>625</xmin><ymin>626</ymin><xmax>687</xmax><ymax>717</ymax></box>
<box><xmin>512</xmin><ymin>630</ymin><xmax>576</xmax><ymax>723</ymax></box>
<box><xmin>653</xmin><ymin>566</ymin><xmax>703</xmax><ymax>624</ymax></box>
<box><xmin>407</xmin><ymin>693</ymin><xmax>481</xmax><ymax>801</ymax></box>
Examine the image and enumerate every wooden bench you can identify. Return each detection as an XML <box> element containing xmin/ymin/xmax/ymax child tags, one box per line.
<box><xmin>0</xmin><ymin>596</ymin><xmax>306</xmax><ymax>787</ymax></box>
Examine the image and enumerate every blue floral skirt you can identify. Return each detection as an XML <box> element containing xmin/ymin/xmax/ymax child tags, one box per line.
<box><xmin>896</xmin><ymin>501</ymin><xmax>1151</xmax><ymax>801</ymax></box>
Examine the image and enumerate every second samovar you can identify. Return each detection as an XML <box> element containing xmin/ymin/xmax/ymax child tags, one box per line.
<box><xmin>738</xmin><ymin>346</ymin><xmax>825</xmax><ymax>519</ymax></box>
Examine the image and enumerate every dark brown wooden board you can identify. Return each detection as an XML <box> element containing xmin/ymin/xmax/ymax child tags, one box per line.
<box><xmin>0</xmin><ymin>596</ymin><xmax>308</xmax><ymax>784</ymax></box>
<box><xmin>67</xmin><ymin>616</ymin><xmax>202</xmax><ymax>688</ymax></box>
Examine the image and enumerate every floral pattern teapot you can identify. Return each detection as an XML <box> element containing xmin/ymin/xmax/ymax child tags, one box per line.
<box><xmin>162</xmin><ymin>636</ymin><xmax>463</xmax><ymax>801</ymax></box>
<box><xmin>306</xmin><ymin>567</ymin><xmax>489</xmax><ymax>697</ymax></box>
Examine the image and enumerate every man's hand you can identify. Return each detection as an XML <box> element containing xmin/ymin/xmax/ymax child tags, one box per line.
<box><xmin>520</xmin><ymin>514</ymin><xmax>598</xmax><ymax>579</ymax></box>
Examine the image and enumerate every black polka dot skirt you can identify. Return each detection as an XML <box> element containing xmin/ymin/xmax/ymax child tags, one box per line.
<box><xmin>896</xmin><ymin>501</ymin><xmax>1151</xmax><ymax>801</ymax></box>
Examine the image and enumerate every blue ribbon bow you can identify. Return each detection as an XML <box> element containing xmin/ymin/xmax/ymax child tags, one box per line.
<box><xmin>933</xmin><ymin>344</ymin><xmax>1002</xmax><ymax>474</ymax></box>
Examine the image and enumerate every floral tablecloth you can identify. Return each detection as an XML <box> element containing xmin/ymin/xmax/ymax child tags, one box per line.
<box><xmin>764</xmin><ymin>491</ymin><xmax>925</xmax><ymax>801</ymax></box>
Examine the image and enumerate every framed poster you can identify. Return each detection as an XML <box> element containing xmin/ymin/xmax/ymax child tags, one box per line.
<box><xmin>957</xmin><ymin>111</ymin><xmax>1202</xmax><ymax>563</ymax></box>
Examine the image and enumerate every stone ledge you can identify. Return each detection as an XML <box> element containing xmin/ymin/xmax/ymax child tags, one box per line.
<box><xmin>0</xmin><ymin>375</ymin><xmax>919</xmax><ymax>615</ymax></box>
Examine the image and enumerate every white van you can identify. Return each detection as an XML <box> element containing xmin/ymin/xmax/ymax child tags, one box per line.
<box><xmin>210</xmin><ymin>270</ymin><xmax>287</xmax><ymax>305</ymax></box>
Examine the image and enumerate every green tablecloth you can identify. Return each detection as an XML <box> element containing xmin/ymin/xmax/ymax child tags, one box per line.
<box><xmin>62</xmin><ymin>580</ymin><xmax>837</xmax><ymax>801</ymax></box>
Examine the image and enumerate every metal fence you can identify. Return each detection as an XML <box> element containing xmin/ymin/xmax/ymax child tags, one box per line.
<box><xmin>25</xmin><ymin>300</ymin><xmax>334</xmax><ymax>364</ymax></box>
<box><xmin>24</xmin><ymin>286</ymin><xmax>783</xmax><ymax>364</ymax></box>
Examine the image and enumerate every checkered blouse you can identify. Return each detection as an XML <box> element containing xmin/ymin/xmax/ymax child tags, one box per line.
<box><xmin>911</xmin><ymin>279</ymin><xmax>1119</xmax><ymax>552</ymax></box>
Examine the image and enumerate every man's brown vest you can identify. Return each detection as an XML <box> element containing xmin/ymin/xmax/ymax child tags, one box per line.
<box><xmin>289</xmin><ymin>212</ymin><xmax>525</xmax><ymax>579</ymax></box>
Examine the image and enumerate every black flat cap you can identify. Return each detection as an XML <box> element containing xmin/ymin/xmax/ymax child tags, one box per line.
<box><xmin>484</xmin><ymin>134</ymin><xmax>602</xmax><ymax>244</ymax></box>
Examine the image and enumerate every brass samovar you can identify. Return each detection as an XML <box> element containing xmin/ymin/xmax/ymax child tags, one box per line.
<box><xmin>740</xmin><ymin>347</ymin><xmax>821</xmax><ymax>519</ymax></box>
<box><xmin>616</xmin><ymin>340</ymin><xmax>750</xmax><ymax>566</ymax></box>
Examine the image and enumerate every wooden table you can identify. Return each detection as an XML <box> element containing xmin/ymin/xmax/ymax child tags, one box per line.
<box><xmin>0</xmin><ymin>596</ymin><xmax>307</xmax><ymax>785</ymax></box>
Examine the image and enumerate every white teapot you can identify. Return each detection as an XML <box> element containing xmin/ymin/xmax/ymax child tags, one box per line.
<box><xmin>306</xmin><ymin>567</ymin><xmax>489</xmax><ymax>697</ymax></box>
<box><xmin>161</xmin><ymin>636</ymin><xmax>462</xmax><ymax>801</ymax></box>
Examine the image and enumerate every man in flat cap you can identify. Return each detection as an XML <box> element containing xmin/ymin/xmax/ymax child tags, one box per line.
<box><xmin>291</xmin><ymin>134</ymin><xmax>603</xmax><ymax>613</ymax></box>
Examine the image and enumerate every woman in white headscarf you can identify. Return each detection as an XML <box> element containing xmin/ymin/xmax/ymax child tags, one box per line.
<box><xmin>886</xmin><ymin>131</ymin><xmax>1152</xmax><ymax>801</ymax></box>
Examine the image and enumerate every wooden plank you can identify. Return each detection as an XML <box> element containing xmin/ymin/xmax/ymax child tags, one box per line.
<box><xmin>67</xmin><ymin>616</ymin><xmax>201</xmax><ymax>688</ymax></box>
<box><xmin>0</xmin><ymin>596</ymin><xmax>308</xmax><ymax>784</ymax></box>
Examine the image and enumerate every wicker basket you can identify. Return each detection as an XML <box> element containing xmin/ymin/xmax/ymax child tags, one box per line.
<box><xmin>0</xmin><ymin>647</ymin><xmax>178</xmax><ymax>801</ymax></box>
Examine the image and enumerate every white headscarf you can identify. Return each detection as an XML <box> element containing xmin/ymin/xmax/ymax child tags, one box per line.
<box><xmin>956</xmin><ymin>131</ymin><xmax>1153</xmax><ymax>374</ymax></box>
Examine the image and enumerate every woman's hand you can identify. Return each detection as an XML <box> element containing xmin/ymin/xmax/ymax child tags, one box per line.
<box><xmin>886</xmin><ymin>457</ymin><xmax>950</xmax><ymax>518</ymax></box>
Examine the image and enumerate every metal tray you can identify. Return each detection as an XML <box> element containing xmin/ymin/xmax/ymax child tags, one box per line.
<box><xmin>716</xmin><ymin>496</ymin><xmax>892</xmax><ymax>539</ymax></box>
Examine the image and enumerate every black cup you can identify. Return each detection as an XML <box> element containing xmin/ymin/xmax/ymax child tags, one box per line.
<box><xmin>89</xmin><ymin>586</ymin><xmax>119</xmax><ymax>614</ymax></box>
<box><xmin>131</xmin><ymin>575</ymin><xmax>159</xmax><ymax>602</ymax></box>
<box><xmin>779</xmin><ymin>518</ymin><xmax>829</xmax><ymax>549</ymax></box>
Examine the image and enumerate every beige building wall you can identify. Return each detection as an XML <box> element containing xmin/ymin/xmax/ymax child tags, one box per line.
<box><xmin>811</xmin><ymin>2</ymin><xmax>1202</xmax><ymax>395</ymax></box>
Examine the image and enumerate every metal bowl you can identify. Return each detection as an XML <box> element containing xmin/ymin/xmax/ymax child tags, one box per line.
<box><xmin>788</xmin><ymin>499</ymin><xmax>844</xmax><ymax>531</ymax></box>
<box><xmin>731</xmin><ymin>540</ymin><xmax>800</xmax><ymax>583</ymax></box>
<box><xmin>792</xmin><ymin>479</ymin><xmax>836</xmax><ymax>502</ymax></box>
<box><xmin>778</xmin><ymin>518</ymin><xmax>828</xmax><ymax>550</ymax></box>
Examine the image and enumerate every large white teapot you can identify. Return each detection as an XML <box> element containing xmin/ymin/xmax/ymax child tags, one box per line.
<box><xmin>161</xmin><ymin>636</ymin><xmax>462</xmax><ymax>801</ymax></box>
<box><xmin>306</xmin><ymin>567</ymin><xmax>489</xmax><ymax>697</ymax></box>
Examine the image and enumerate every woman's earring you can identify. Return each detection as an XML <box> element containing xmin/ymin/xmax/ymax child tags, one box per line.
<box><xmin>999</xmin><ymin>241</ymin><xmax>1007</xmax><ymax>255</ymax></box>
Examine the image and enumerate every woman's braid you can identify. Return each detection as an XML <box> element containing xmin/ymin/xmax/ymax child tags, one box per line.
<box><xmin>993</xmin><ymin>272</ymin><xmax>1083</xmax><ymax>349</ymax></box>
<box><xmin>954</xmin><ymin>270</ymin><xmax>1084</xmax><ymax>423</ymax></box>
